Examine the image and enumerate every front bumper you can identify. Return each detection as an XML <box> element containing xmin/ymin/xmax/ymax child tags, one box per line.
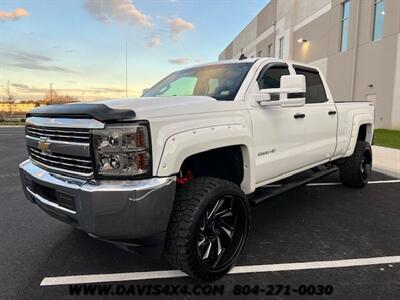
<box><xmin>19</xmin><ymin>159</ymin><xmax>176</xmax><ymax>252</ymax></box>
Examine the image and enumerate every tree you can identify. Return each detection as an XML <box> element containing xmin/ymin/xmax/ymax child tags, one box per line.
<box><xmin>2</xmin><ymin>81</ymin><xmax>15</xmax><ymax>116</ymax></box>
<box><xmin>42</xmin><ymin>90</ymin><xmax>78</xmax><ymax>105</ymax></box>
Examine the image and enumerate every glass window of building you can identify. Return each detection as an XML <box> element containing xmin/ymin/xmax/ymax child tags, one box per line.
<box><xmin>373</xmin><ymin>0</ymin><xmax>385</xmax><ymax>41</ymax></box>
<box><xmin>340</xmin><ymin>0</ymin><xmax>351</xmax><ymax>52</ymax></box>
<box><xmin>267</xmin><ymin>44</ymin><xmax>273</xmax><ymax>57</ymax></box>
<box><xmin>278</xmin><ymin>37</ymin><xmax>284</xmax><ymax>59</ymax></box>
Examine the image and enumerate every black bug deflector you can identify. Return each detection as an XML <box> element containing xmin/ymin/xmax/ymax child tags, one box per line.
<box><xmin>27</xmin><ymin>103</ymin><xmax>136</xmax><ymax>122</ymax></box>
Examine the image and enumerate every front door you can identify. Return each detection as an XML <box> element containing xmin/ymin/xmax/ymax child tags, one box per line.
<box><xmin>248</xmin><ymin>62</ymin><xmax>309</xmax><ymax>185</ymax></box>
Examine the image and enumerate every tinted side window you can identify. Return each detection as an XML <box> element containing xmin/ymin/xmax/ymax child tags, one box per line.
<box><xmin>294</xmin><ymin>67</ymin><xmax>327</xmax><ymax>103</ymax></box>
<box><xmin>257</xmin><ymin>65</ymin><xmax>290</xmax><ymax>90</ymax></box>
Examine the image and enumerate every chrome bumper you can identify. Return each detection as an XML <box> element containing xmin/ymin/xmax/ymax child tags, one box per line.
<box><xmin>19</xmin><ymin>159</ymin><xmax>176</xmax><ymax>243</ymax></box>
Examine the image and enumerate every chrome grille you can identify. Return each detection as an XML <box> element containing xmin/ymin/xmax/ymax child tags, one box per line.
<box><xmin>25</xmin><ymin>124</ymin><xmax>94</xmax><ymax>178</ymax></box>
<box><xmin>26</xmin><ymin>124</ymin><xmax>90</xmax><ymax>143</ymax></box>
<box><xmin>28</xmin><ymin>146</ymin><xmax>93</xmax><ymax>177</ymax></box>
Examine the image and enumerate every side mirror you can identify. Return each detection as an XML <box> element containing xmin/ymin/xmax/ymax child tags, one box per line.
<box><xmin>254</xmin><ymin>74</ymin><xmax>306</xmax><ymax>107</ymax></box>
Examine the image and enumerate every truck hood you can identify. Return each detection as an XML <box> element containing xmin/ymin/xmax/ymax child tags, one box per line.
<box><xmin>94</xmin><ymin>96</ymin><xmax>244</xmax><ymax>119</ymax></box>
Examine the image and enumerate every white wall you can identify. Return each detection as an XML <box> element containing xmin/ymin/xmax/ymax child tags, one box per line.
<box><xmin>232</xmin><ymin>18</ymin><xmax>257</xmax><ymax>57</ymax></box>
<box><xmin>392</xmin><ymin>34</ymin><xmax>400</xmax><ymax>129</ymax></box>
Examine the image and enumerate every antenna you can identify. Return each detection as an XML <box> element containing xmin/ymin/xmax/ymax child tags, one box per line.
<box><xmin>125</xmin><ymin>41</ymin><xmax>128</xmax><ymax>98</ymax></box>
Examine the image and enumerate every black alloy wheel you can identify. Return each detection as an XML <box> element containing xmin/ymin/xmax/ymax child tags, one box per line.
<box><xmin>164</xmin><ymin>177</ymin><xmax>250</xmax><ymax>281</ymax></box>
<box><xmin>196</xmin><ymin>195</ymin><xmax>247</xmax><ymax>271</ymax></box>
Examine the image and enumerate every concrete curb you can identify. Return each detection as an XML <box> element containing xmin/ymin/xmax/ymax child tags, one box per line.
<box><xmin>372</xmin><ymin>166</ymin><xmax>400</xmax><ymax>179</ymax></box>
<box><xmin>372</xmin><ymin>145</ymin><xmax>400</xmax><ymax>179</ymax></box>
<box><xmin>0</xmin><ymin>125</ymin><xmax>25</xmax><ymax>128</ymax></box>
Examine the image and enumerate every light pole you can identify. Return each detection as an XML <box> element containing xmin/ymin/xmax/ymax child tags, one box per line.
<box><xmin>6</xmin><ymin>81</ymin><xmax>13</xmax><ymax>115</ymax></box>
<box><xmin>49</xmin><ymin>83</ymin><xmax>53</xmax><ymax>104</ymax></box>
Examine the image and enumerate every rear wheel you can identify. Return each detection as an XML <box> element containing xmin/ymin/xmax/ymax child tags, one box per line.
<box><xmin>339</xmin><ymin>141</ymin><xmax>372</xmax><ymax>188</ymax></box>
<box><xmin>164</xmin><ymin>177</ymin><xmax>250</xmax><ymax>281</ymax></box>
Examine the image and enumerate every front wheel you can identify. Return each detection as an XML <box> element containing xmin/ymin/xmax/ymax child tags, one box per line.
<box><xmin>339</xmin><ymin>141</ymin><xmax>372</xmax><ymax>188</ymax></box>
<box><xmin>164</xmin><ymin>177</ymin><xmax>250</xmax><ymax>281</ymax></box>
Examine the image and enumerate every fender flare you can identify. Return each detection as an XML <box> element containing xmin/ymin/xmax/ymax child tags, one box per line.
<box><xmin>344</xmin><ymin>114</ymin><xmax>374</xmax><ymax>157</ymax></box>
<box><xmin>156</xmin><ymin>124</ymin><xmax>255</xmax><ymax>194</ymax></box>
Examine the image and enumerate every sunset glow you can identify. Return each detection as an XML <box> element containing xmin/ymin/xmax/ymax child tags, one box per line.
<box><xmin>0</xmin><ymin>0</ymin><xmax>267</xmax><ymax>102</ymax></box>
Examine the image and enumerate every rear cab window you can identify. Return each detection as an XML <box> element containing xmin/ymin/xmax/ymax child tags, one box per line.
<box><xmin>293</xmin><ymin>65</ymin><xmax>328</xmax><ymax>104</ymax></box>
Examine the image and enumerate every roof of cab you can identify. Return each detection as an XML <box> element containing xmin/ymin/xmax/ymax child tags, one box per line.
<box><xmin>195</xmin><ymin>58</ymin><xmax>259</xmax><ymax>67</ymax></box>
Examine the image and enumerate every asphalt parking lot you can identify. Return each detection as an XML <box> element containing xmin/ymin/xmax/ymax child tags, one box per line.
<box><xmin>1</xmin><ymin>127</ymin><xmax>399</xmax><ymax>299</ymax></box>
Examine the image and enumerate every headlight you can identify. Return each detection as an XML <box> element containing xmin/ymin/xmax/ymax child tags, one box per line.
<box><xmin>92</xmin><ymin>124</ymin><xmax>151</xmax><ymax>178</ymax></box>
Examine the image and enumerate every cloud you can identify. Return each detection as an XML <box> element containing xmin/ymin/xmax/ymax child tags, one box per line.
<box><xmin>83</xmin><ymin>1</ymin><xmax>194</xmax><ymax>47</ymax></box>
<box><xmin>168</xmin><ymin>57</ymin><xmax>191</xmax><ymax>65</ymax></box>
<box><xmin>4</xmin><ymin>84</ymin><xmax>138</xmax><ymax>101</ymax></box>
<box><xmin>7</xmin><ymin>51</ymin><xmax>52</xmax><ymax>63</ymax></box>
<box><xmin>147</xmin><ymin>35</ymin><xmax>161</xmax><ymax>48</ymax></box>
<box><xmin>9</xmin><ymin>85</ymin><xmax>48</xmax><ymax>94</ymax></box>
<box><xmin>90</xmin><ymin>87</ymin><xmax>126</xmax><ymax>93</ymax></box>
<box><xmin>1</xmin><ymin>50</ymin><xmax>75</xmax><ymax>73</ymax></box>
<box><xmin>11</xmin><ymin>83</ymin><xmax>30</xmax><ymax>89</ymax></box>
<box><xmin>0</xmin><ymin>8</ymin><xmax>29</xmax><ymax>22</ymax></box>
<box><xmin>168</xmin><ymin>57</ymin><xmax>204</xmax><ymax>65</ymax></box>
<box><xmin>8</xmin><ymin>85</ymin><xmax>126</xmax><ymax>95</ymax></box>
<box><xmin>10</xmin><ymin>63</ymin><xmax>74</xmax><ymax>73</ymax></box>
<box><xmin>168</xmin><ymin>17</ymin><xmax>194</xmax><ymax>40</ymax></box>
<box><xmin>84</xmin><ymin>0</ymin><xmax>152</xmax><ymax>27</ymax></box>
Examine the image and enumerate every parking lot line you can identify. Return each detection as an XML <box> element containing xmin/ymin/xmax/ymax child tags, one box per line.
<box><xmin>40</xmin><ymin>255</ymin><xmax>400</xmax><ymax>286</ymax></box>
<box><xmin>306</xmin><ymin>182</ymin><xmax>341</xmax><ymax>186</ymax></box>
<box><xmin>366</xmin><ymin>179</ymin><xmax>400</xmax><ymax>184</ymax></box>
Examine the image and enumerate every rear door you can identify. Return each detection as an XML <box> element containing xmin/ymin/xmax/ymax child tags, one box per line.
<box><xmin>293</xmin><ymin>65</ymin><xmax>337</xmax><ymax>165</ymax></box>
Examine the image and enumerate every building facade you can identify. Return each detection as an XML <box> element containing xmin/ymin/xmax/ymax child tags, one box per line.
<box><xmin>219</xmin><ymin>0</ymin><xmax>400</xmax><ymax>129</ymax></box>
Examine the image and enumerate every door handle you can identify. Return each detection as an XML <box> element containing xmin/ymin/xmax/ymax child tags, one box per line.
<box><xmin>294</xmin><ymin>113</ymin><xmax>306</xmax><ymax>119</ymax></box>
<box><xmin>328</xmin><ymin>110</ymin><xmax>337</xmax><ymax>115</ymax></box>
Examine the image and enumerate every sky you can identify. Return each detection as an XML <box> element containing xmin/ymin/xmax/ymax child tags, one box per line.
<box><xmin>0</xmin><ymin>0</ymin><xmax>268</xmax><ymax>101</ymax></box>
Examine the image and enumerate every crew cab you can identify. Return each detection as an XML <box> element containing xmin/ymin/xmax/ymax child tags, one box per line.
<box><xmin>19</xmin><ymin>58</ymin><xmax>374</xmax><ymax>281</ymax></box>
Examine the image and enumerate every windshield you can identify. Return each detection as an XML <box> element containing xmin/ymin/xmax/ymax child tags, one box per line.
<box><xmin>142</xmin><ymin>63</ymin><xmax>253</xmax><ymax>101</ymax></box>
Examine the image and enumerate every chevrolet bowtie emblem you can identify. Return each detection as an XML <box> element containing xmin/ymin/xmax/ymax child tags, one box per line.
<box><xmin>38</xmin><ymin>137</ymin><xmax>51</xmax><ymax>154</ymax></box>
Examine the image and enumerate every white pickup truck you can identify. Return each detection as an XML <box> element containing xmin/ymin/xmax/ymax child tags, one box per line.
<box><xmin>19</xmin><ymin>58</ymin><xmax>374</xmax><ymax>281</ymax></box>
